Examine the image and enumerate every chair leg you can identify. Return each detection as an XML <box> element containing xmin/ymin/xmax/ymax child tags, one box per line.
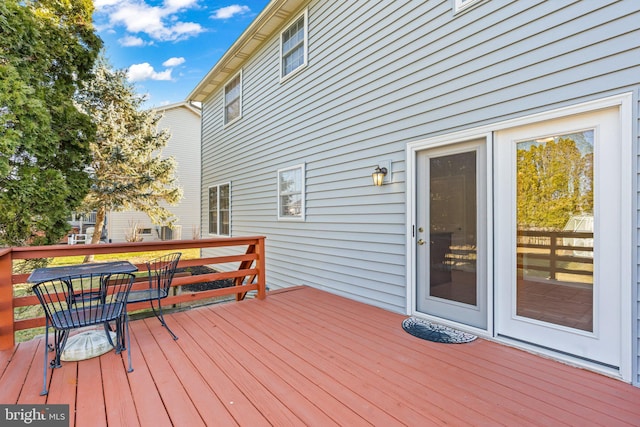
<box><xmin>124</xmin><ymin>313</ymin><xmax>133</xmax><ymax>373</ymax></box>
<box><xmin>40</xmin><ymin>324</ymin><xmax>50</xmax><ymax>396</ymax></box>
<box><xmin>150</xmin><ymin>299</ymin><xmax>178</xmax><ymax>340</ymax></box>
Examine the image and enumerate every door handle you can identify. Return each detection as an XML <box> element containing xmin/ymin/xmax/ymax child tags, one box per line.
<box><xmin>417</xmin><ymin>239</ymin><xmax>426</xmax><ymax>245</ymax></box>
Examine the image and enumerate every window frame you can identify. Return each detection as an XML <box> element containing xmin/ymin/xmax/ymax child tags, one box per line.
<box><xmin>208</xmin><ymin>182</ymin><xmax>231</xmax><ymax>236</ymax></box>
<box><xmin>453</xmin><ymin>0</ymin><xmax>483</xmax><ymax>14</ymax></box>
<box><xmin>277</xmin><ymin>164</ymin><xmax>306</xmax><ymax>221</ymax></box>
<box><xmin>223</xmin><ymin>70</ymin><xmax>242</xmax><ymax>126</ymax></box>
<box><xmin>279</xmin><ymin>9</ymin><xmax>308</xmax><ymax>82</ymax></box>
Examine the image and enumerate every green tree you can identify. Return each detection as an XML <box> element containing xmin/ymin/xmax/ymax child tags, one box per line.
<box><xmin>517</xmin><ymin>137</ymin><xmax>593</xmax><ymax>230</ymax></box>
<box><xmin>75</xmin><ymin>58</ymin><xmax>183</xmax><ymax>254</ymax></box>
<box><xmin>0</xmin><ymin>0</ymin><xmax>102</xmax><ymax>246</ymax></box>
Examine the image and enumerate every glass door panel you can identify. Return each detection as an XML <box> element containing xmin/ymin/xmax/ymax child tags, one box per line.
<box><xmin>429</xmin><ymin>152</ymin><xmax>477</xmax><ymax>306</ymax></box>
<box><xmin>516</xmin><ymin>131</ymin><xmax>593</xmax><ymax>332</ymax></box>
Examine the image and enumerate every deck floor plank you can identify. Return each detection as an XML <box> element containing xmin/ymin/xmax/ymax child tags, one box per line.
<box><xmin>132</xmin><ymin>318</ymin><xmax>206</xmax><ymax>426</ymax></box>
<box><xmin>190</xmin><ymin>307</ymin><xmax>342</xmax><ymax>427</ymax></box>
<box><xmin>142</xmin><ymin>317</ymin><xmax>240</xmax><ymax>426</ymax></box>
<box><xmin>17</xmin><ymin>339</ymin><xmax>48</xmax><ymax>405</ymax></box>
<box><xmin>44</xmin><ymin>360</ymin><xmax>77</xmax><ymax>426</ymax></box>
<box><xmin>2</xmin><ymin>286</ymin><xmax>640</xmax><ymax>427</ymax></box>
<box><xmin>100</xmin><ymin>348</ymin><xmax>139</xmax><ymax>426</ymax></box>
<box><xmin>0</xmin><ymin>338</ymin><xmax>39</xmax><ymax>404</ymax></box>
<box><xmin>220</xmin><ymin>298</ymin><xmax>472</xmax><ymax>426</ymax></box>
<box><xmin>76</xmin><ymin>356</ymin><xmax>106</xmax><ymax>427</ymax></box>
<box><xmin>265</xmin><ymin>291</ymin><xmax>548</xmax><ymax>426</ymax></box>
<box><xmin>179</xmin><ymin>308</ymin><xmax>317</xmax><ymax>426</ymax></box>
<box><xmin>127</xmin><ymin>322</ymin><xmax>174</xmax><ymax>427</ymax></box>
<box><xmin>165</xmin><ymin>312</ymin><xmax>271</xmax><ymax>427</ymax></box>
<box><xmin>290</xmin><ymin>287</ymin><xmax>640</xmax><ymax>425</ymax></box>
<box><xmin>213</xmin><ymin>303</ymin><xmax>396</xmax><ymax>426</ymax></box>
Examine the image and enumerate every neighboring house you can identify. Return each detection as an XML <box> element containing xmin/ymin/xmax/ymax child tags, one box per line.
<box><xmin>108</xmin><ymin>101</ymin><xmax>202</xmax><ymax>242</ymax></box>
<box><xmin>187</xmin><ymin>0</ymin><xmax>640</xmax><ymax>386</ymax></box>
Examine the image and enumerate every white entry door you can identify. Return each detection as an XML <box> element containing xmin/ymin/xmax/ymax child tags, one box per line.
<box><xmin>415</xmin><ymin>139</ymin><xmax>487</xmax><ymax>329</ymax></box>
<box><xmin>494</xmin><ymin>107</ymin><xmax>623</xmax><ymax>368</ymax></box>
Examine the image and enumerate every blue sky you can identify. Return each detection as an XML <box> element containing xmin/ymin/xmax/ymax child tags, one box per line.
<box><xmin>93</xmin><ymin>0</ymin><xmax>271</xmax><ymax>109</ymax></box>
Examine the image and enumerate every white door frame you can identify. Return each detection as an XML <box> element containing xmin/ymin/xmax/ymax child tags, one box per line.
<box><xmin>407</xmin><ymin>131</ymin><xmax>494</xmax><ymax>337</ymax></box>
<box><xmin>406</xmin><ymin>92</ymin><xmax>633</xmax><ymax>381</ymax></box>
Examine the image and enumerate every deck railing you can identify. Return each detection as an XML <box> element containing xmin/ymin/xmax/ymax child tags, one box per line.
<box><xmin>0</xmin><ymin>236</ymin><xmax>266</xmax><ymax>350</ymax></box>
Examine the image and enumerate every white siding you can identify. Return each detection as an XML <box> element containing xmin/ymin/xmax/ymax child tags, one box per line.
<box><xmin>109</xmin><ymin>103</ymin><xmax>201</xmax><ymax>242</ymax></box>
<box><xmin>198</xmin><ymin>0</ymin><xmax>640</xmax><ymax>382</ymax></box>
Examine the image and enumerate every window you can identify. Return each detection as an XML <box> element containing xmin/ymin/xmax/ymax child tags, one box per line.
<box><xmin>209</xmin><ymin>183</ymin><xmax>231</xmax><ymax>235</ymax></box>
<box><xmin>140</xmin><ymin>228</ymin><xmax>152</xmax><ymax>235</ymax></box>
<box><xmin>280</xmin><ymin>10</ymin><xmax>308</xmax><ymax>80</ymax></box>
<box><xmin>224</xmin><ymin>72</ymin><xmax>242</xmax><ymax>124</ymax></box>
<box><xmin>278</xmin><ymin>164</ymin><xmax>305</xmax><ymax>220</ymax></box>
<box><xmin>453</xmin><ymin>0</ymin><xmax>483</xmax><ymax>13</ymax></box>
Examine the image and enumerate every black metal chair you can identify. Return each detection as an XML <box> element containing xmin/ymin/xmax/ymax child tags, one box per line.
<box><xmin>126</xmin><ymin>252</ymin><xmax>182</xmax><ymax>340</ymax></box>
<box><xmin>32</xmin><ymin>272</ymin><xmax>136</xmax><ymax>395</ymax></box>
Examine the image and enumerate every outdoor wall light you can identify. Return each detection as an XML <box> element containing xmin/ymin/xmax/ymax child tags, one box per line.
<box><xmin>372</xmin><ymin>166</ymin><xmax>388</xmax><ymax>186</ymax></box>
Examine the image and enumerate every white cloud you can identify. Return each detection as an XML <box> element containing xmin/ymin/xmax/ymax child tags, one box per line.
<box><xmin>127</xmin><ymin>63</ymin><xmax>173</xmax><ymax>82</ymax></box>
<box><xmin>211</xmin><ymin>5</ymin><xmax>250</xmax><ymax>20</ymax></box>
<box><xmin>163</xmin><ymin>57</ymin><xmax>185</xmax><ymax>67</ymax></box>
<box><xmin>118</xmin><ymin>35</ymin><xmax>145</xmax><ymax>46</ymax></box>
<box><xmin>96</xmin><ymin>0</ymin><xmax>204</xmax><ymax>42</ymax></box>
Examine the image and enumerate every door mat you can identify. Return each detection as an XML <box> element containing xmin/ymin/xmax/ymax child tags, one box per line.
<box><xmin>402</xmin><ymin>317</ymin><xmax>477</xmax><ymax>344</ymax></box>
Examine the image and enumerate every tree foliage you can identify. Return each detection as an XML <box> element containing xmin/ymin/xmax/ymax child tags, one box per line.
<box><xmin>0</xmin><ymin>0</ymin><xmax>102</xmax><ymax>246</ymax></box>
<box><xmin>517</xmin><ymin>136</ymin><xmax>593</xmax><ymax>230</ymax></box>
<box><xmin>75</xmin><ymin>58</ymin><xmax>183</xmax><ymax>247</ymax></box>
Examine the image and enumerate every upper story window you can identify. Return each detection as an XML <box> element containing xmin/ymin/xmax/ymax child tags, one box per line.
<box><xmin>224</xmin><ymin>71</ymin><xmax>242</xmax><ymax>125</ymax></box>
<box><xmin>453</xmin><ymin>0</ymin><xmax>483</xmax><ymax>13</ymax></box>
<box><xmin>278</xmin><ymin>164</ymin><xmax>305</xmax><ymax>220</ymax></box>
<box><xmin>209</xmin><ymin>182</ymin><xmax>231</xmax><ymax>236</ymax></box>
<box><xmin>280</xmin><ymin>9</ymin><xmax>308</xmax><ymax>80</ymax></box>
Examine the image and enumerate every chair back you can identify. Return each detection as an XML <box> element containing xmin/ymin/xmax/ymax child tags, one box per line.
<box><xmin>32</xmin><ymin>273</ymin><xmax>135</xmax><ymax>330</ymax></box>
<box><xmin>146</xmin><ymin>252</ymin><xmax>182</xmax><ymax>295</ymax></box>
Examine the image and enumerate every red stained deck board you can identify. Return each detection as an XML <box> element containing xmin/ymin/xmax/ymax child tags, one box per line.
<box><xmin>163</xmin><ymin>312</ymin><xmax>270</xmax><ymax>427</ymax></box>
<box><xmin>100</xmin><ymin>350</ymin><xmax>139</xmax><ymax>426</ymax></box>
<box><xmin>126</xmin><ymin>325</ymin><xmax>173</xmax><ymax>427</ymax></box>
<box><xmin>250</xmin><ymin>292</ymin><xmax>533</xmax><ymax>426</ymax></box>
<box><xmin>140</xmin><ymin>317</ymin><xmax>239</xmax><ymax>426</ymax></box>
<box><xmin>202</xmin><ymin>305</ymin><xmax>380</xmax><ymax>427</ymax></box>
<box><xmin>132</xmin><ymin>319</ymin><xmax>206</xmax><ymax>427</ymax></box>
<box><xmin>178</xmin><ymin>309</ymin><xmax>310</xmax><ymax>426</ymax></box>
<box><xmin>218</xmin><ymin>299</ymin><xmax>461</xmax><ymax>426</ymax></box>
<box><xmin>75</xmin><ymin>357</ymin><xmax>106</xmax><ymax>427</ymax></box>
<box><xmin>1</xmin><ymin>285</ymin><xmax>639</xmax><ymax>427</ymax></box>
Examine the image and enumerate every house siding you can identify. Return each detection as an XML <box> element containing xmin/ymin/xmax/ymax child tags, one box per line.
<box><xmin>198</xmin><ymin>0</ymin><xmax>640</xmax><ymax>382</ymax></box>
<box><xmin>109</xmin><ymin>103</ymin><xmax>201</xmax><ymax>242</ymax></box>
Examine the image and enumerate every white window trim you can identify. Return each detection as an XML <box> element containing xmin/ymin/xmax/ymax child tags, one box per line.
<box><xmin>453</xmin><ymin>0</ymin><xmax>483</xmax><ymax>14</ymax></box>
<box><xmin>223</xmin><ymin>70</ymin><xmax>242</xmax><ymax>127</ymax></box>
<box><xmin>279</xmin><ymin>8</ymin><xmax>308</xmax><ymax>83</ymax></box>
<box><xmin>277</xmin><ymin>163</ymin><xmax>306</xmax><ymax>221</ymax></box>
<box><xmin>208</xmin><ymin>182</ymin><xmax>231</xmax><ymax>236</ymax></box>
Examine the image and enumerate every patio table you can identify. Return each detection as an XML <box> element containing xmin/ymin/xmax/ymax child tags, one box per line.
<box><xmin>27</xmin><ymin>260</ymin><xmax>138</xmax><ymax>283</ymax></box>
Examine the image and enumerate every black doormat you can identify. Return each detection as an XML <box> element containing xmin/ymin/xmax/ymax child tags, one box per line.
<box><xmin>402</xmin><ymin>317</ymin><xmax>477</xmax><ymax>344</ymax></box>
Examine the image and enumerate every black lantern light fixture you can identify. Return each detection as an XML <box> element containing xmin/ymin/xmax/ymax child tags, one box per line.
<box><xmin>372</xmin><ymin>165</ymin><xmax>388</xmax><ymax>186</ymax></box>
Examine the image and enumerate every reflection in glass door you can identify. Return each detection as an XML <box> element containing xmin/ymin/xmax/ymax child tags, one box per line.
<box><xmin>416</xmin><ymin>140</ymin><xmax>487</xmax><ymax>329</ymax></box>
<box><xmin>495</xmin><ymin>105</ymin><xmax>624</xmax><ymax>369</ymax></box>
<box><xmin>516</xmin><ymin>131</ymin><xmax>594</xmax><ymax>332</ymax></box>
<box><xmin>429</xmin><ymin>152</ymin><xmax>477</xmax><ymax>306</ymax></box>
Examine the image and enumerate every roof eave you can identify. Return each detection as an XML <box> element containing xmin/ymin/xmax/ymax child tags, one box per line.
<box><xmin>187</xmin><ymin>0</ymin><xmax>306</xmax><ymax>103</ymax></box>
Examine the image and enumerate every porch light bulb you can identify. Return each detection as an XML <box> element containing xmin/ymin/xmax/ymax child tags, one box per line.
<box><xmin>372</xmin><ymin>166</ymin><xmax>388</xmax><ymax>186</ymax></box>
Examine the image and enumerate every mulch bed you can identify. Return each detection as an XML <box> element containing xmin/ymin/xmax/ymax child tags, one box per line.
<box><xmin>176</xmin><ymin>266</ymin><xmax>233</xmax><ymax>292</ymax></box>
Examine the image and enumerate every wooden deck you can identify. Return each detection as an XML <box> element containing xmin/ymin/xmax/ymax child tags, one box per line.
<box><xmin>1</xmin><ymin>286</ymin><xmax>639</xmax><ymax>426</ymax></box>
